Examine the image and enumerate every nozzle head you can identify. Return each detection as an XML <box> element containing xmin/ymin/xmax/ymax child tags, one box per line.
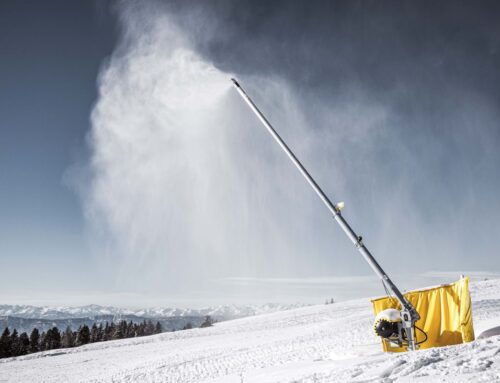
<box><xmin>230</xmin><ymin>78</ymin><xmax>241</xmax><ymax>88</ymax></box>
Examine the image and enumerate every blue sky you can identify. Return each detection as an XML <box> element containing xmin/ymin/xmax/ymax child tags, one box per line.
<box><xmin>0</xmin><ymin>1</ymin><xmax>116</xmax><ymax>292</ymax></box>
<box><xmin>1</xmin><ymin>1</ymin><xmax>500</xmax><ymax>307</ymax></box>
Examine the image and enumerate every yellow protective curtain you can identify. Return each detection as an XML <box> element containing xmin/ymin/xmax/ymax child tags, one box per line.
<box><xmin>371</xmin><ymin>276</ymin><xmax>475</xmax><ymax>352</ymax></box>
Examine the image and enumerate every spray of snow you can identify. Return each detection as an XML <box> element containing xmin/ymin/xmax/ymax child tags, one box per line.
<box><xmin>85</xmin><ymin>5</ymin><xmax>334</xmax><ymax>294</ymax></box>
<box><xmin>84</xmin><ymin>3</ymin><xmax>451</xmax><ymax>302</ymax></box>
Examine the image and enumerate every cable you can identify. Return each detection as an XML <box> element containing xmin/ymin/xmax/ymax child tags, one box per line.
<box><xmin>414</xmin><ymin>324</ymin><xmax>428</xmax><ymax>345</ymax></box>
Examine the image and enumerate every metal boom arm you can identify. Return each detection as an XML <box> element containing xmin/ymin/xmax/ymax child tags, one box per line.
<box><xmin>231</xmin><ymin>78</ymin><xmax>419</xmax><ymax>350</ymax></box>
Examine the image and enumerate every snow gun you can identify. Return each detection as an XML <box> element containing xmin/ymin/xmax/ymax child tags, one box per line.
<box><xmin>231</xmin><ymin>78</ymin><xmax>475</xmax><ymax>352</ymax></box>
<box><xmin>231</xmin><ymin>78</ymin><xmax>422</xmax><ymax>351</ymax></box>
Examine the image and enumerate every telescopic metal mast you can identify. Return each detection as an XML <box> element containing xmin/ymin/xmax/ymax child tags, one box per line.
<box><xmin>231</xmin><ymin>78</ymin><xmax>420</xmax><ymax>350</ymax></box>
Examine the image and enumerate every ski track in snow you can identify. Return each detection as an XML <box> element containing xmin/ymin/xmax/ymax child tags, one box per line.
<box><xmin>1</xmin><ymin>279</ymin><xmax>500</xmax><ymax>382</ymax></box>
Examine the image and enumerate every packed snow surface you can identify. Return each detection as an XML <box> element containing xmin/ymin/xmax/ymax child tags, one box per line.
<box><xmin>2</xmin><ymin>279</ymin><xmax>500</xmax><ymax>382</ymax></box>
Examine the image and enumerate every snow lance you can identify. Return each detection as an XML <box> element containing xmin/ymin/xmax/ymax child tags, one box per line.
<box><xmin>231</xmin><ymin>78</ymin><xmax>421</xmax><ymax>351</ymax></box>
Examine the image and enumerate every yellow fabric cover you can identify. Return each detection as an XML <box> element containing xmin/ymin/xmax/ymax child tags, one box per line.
<box><xmin>371</xmin><ymin>277</ymin><xmax>475</xmax><ymax>352</ymax></box>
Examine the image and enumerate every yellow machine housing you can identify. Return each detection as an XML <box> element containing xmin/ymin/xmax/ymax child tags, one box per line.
<box><xmin>371</xmin><ymin>276</ymin><xmax>475</xmax><ymax>352</ymax></box>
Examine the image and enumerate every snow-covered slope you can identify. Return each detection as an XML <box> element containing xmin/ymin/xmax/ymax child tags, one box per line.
<box><xmin>0</xmin><ymin>303</ymin><xmax>306</xmax><ymax>320</ymax></box>
<box><xmin>1</xmin><ymin>279</ymin><xmax>500</xmax><ymax>382</ymax></box>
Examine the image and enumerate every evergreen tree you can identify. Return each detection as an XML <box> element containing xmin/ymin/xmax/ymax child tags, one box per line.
<box><xmin>182</xmin><ymin>322</ymin><xmax>193</xmax><ymax>330</ymax></box>
<box><xmin>145</xmin><ymin>320</ymin><xmax>155</xmax><ymax>335</ymax></box>
<box><xmin>126</xmin><ymin>321</ymin><xmax>134</xmax><ymax>338</ymax></box>
<box><xmin>53</xmin><ymin>327</ymin><xmax>61</xmax><ymax>349</ymax></box>
<box><xmin>29</xmin><ymin>328</ymin><xmax>40</xmax><ymax>353</ymax></box>
<box><xmin>0</xmin><ymin>327</ymin><xmax>12</xmax><ymax>358</ymax></box>
<box><xmin>49</xmin><ymin>327</ymin><xmax>61</xmax><ymax>350</ymax></box>
<box><xmin>154</xmin><ymin>322</ymin><xmax>162</xmax><ymax>334</ymax></box>
<box><xmin>44</xmin><ymin>328</ymin><xmax>53</xmax><ymax>350</ymax></box>
<box><xmin>107</xmin><ymin>323</ymin><xmax>115</xmax><ymax>340</ymax></box>
<box><xmin>200</xmin><ymin>315</ymin><xmax>213</xmax><ymax>328</ymax></box>
<box><xmin>136</xmin><ymin>321</ymin><xmax>145</xmax><ymax>337</ymax></box>
<box><xmin>76</xmin><ymin>325</ymin><xmax>90</xmax><ymax>346</ymax></box>
<box><xmin>90</xmin><ymin>323</ymin><xmax>99</xmax><ymax>343</ymax></box>
<box><xmin>330</xmin><ymin>298</ymin><xmax>335</xmax><ymax>304</ymax></box>
<box><xmin>39</xmin><ymin>331</ymin><xmax>47</xmax><ymax>351</ymax></box>
<box><xmin>120</xmin><ymin>320</ymin><xmax>128</xmax><ymax>338</ymax></box>
<box><xmin>133</xmin><ymin>323</ymin><xmax>141</xmax><ymax>337</ymax></box>
<box><xmin>111</xmin><ymin>325</ymin><xmax>121</xmax><ymax>340</ymax></box>
<box><xmin>97</xmin><ymin>323</ymin><xmax>104</xmax><ymax>342</ymax></box>
<box><xmin>10</xmin><ymin>329</ymin><xmax>20</xmax><ymax>356</ymax></box>
<box><xmin>61</xmin><ymin>326</ymin><xmax>75</xmax><ymax>348</ymax></box>
<box><xmin>44</xmin><ymin>328</ymin><xmax>52</xmax><ymax>350</ymax></box>
<box><xmin>102</xmin><ymin>322</ymin><xmax>110</xmax><ymax>341</ymax></box>
<box><xmin>18</xmin><ymin>332</ymin><xmax>30</xmax><ymax>356</ymax></box>
<box><xmin>112</xmin><ymin>321</ymin><xmax>125</xmax><ymax>340</ymax></box>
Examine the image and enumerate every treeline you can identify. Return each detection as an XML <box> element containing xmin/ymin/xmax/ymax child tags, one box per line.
<box><xmin>0</xmin><ymin>320</ymin><xmax>162</xmax><ymax>359</ymax></box>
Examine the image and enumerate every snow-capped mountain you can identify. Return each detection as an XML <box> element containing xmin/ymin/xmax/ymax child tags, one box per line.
<box><xmin>0</xmin><ymin>303</ymin><xmax>307</xmax><ymax>320</ymax></box>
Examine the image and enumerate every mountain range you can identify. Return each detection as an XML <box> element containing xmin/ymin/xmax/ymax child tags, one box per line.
<box><xmin>0</xmin><ymin>303</ymin><xmax>308</xmax><ymax>333</ymax></box>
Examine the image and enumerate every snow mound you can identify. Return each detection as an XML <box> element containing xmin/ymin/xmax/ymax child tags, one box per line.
<box><xmin>1</xmin><ymin>279</ymin><xmax>500</xmax><ymax>382</ymax></box>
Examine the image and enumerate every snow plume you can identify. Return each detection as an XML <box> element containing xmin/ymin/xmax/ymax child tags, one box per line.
<box><xmin>86</xmin><ymin>2</ymin><xmax>490</xmax><ymax>300</ymax></box>
<box><xmin>85</xmin><ymin>3</ymin><xmax>339</xmax><ymax>294</ymax></box>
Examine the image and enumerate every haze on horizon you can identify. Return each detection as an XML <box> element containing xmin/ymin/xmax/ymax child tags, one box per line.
<box><xmin>1</xmin><ymin>0</ymin><xmax>500</xmax><ymax>308</ymax></box>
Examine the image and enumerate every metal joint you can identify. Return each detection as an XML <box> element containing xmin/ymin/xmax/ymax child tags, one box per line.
<box><xmin>355</xmin><ymin>236</ymin><xmax>363</xmax><ymax>248</ymax></box>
